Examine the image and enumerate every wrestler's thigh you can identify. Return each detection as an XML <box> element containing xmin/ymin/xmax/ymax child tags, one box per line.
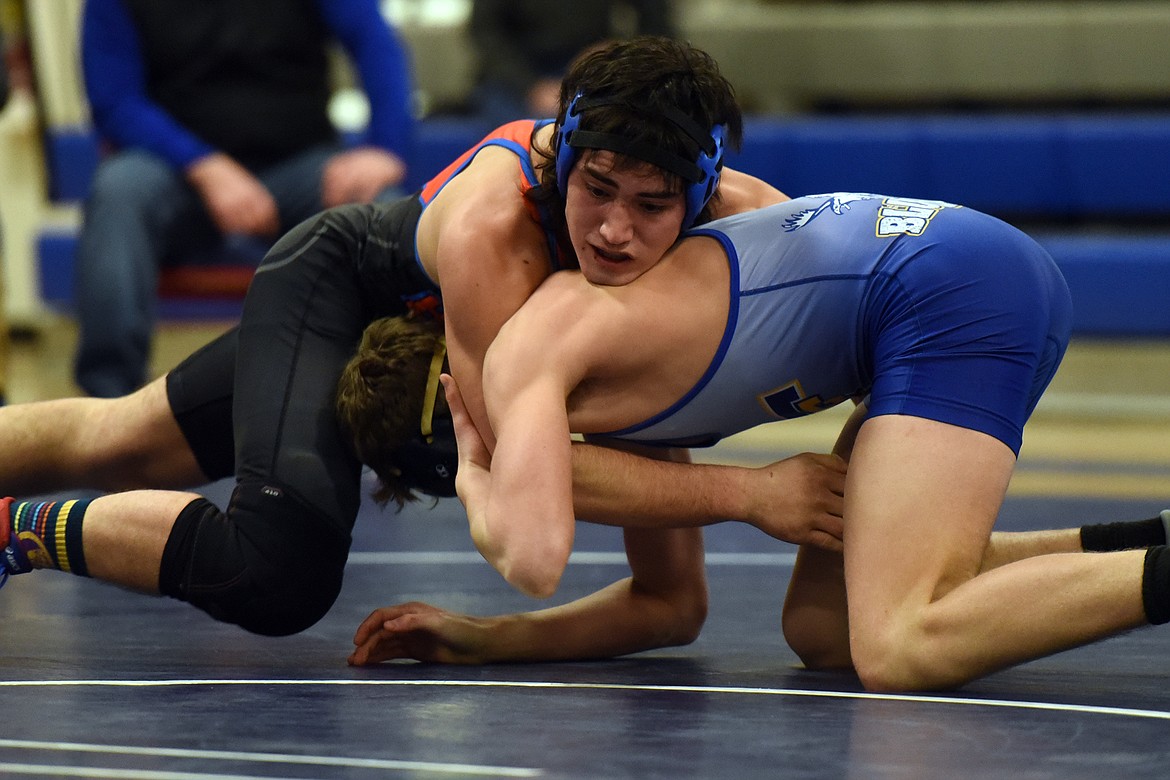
<box><xmin>842</xmin><ymin>415</ymin><xmax>1014</xmax><ymax>634</ymax></box>
<box><xmin>234</xmin><ymin>214</ymin><xmax>369</xmax><ymax>524</ymax></box>
<box><xmin>91</xmin><ymin>377</ymin><xmax>205</xmax><ymax>489</ymax></box>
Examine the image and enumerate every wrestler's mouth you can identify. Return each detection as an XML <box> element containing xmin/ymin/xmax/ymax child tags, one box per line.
<box><xmin>590</xmin><ymin>245</ymin><xmax>632</xmax><ymax>265</ymax></box>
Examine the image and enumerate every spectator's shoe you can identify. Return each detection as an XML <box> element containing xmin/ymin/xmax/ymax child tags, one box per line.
<box><xmin>0</xmin><ymin>497</ymin><xmax>28</xmax><ymax>588</ymax></box>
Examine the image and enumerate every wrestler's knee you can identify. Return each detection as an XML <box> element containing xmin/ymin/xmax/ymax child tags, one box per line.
<box><xmin>781</xmin><ymin>596</ymin><xmax>852</xmax><ymax>671</ymax></box>
<box><xmin>848</xmin><ymin>611</ymin><xmax>954</xmax><ymax>692</ymax></box>
<box><xmin>849</xmin><ymin>621</ymin><xmax>919</xmax><ymax>692</ymax></box>
<box><xmin>159</xmin><ymin>483</ymin><xmax>351</xmax><ymax>636</ymax></box>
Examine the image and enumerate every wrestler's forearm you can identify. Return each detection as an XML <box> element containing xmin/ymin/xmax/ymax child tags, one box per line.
<box><xmin>477</xmin><ymin>384</ymin><xmax>577</xmax><ymax>598</ymax></box>
<box><xmin>474</xmin><ymin>574</ymin><xmax>705</xmax><ymax>663</ymax></box>
<box><xmin>348</xmin><ymin>527</ymin><xmax>707</xmax><ymax>666</ymax></box>
<box><xmin>570</xmin><ymin>442</ymin><xmax>751</xmax><ymax>527</ymax></box>
<box><xmin>476</xmin><ymin>525</ymin><xmax>707</xmax><ymax>662</ymax></box>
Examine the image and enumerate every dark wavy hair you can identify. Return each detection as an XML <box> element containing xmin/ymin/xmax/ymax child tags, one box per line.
<box><xmin>528</xmin><ymin>35</ymin><xmax>744</xmax><ymax>241</ymax></box>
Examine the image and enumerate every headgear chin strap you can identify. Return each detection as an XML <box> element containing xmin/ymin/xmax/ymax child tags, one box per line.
<box><xmin>389</xmin><ymin>337</ymin><xmax>457</xmax><ymax>498</ymax></box>
<box><xmin>555</xmin><ymin>92</ymin><xmax>726</xmax><ymax>229</ymax></box>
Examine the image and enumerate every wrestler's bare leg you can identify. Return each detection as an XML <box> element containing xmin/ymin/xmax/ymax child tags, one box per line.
<box><xmin>0</xmin><ymin>376</ymin><xmax>205</xmax><ymax>495</ymax></box>
<box><xmin>0</xmin><ymin>376</ymin><xmax>208</xmax><ymax>592</ymax></box>
<box><xmin>783</xmin><ymin>517</ymin><xmax>1153</xmax><ymax>675</ymax></box>
<box><xmin>80</xmin><ymin>489</ymin><xmax>201</xmax><ymax>591</ymax></box>
<box><xmin>781</xmin><ymin>403</ymin><xmax>1120</xmax><ymax>675</ymax></box>
<box><xmin>777</xmin><ymin>414</ymin><xmax>1149</xmax><ymax>690</ymax></box>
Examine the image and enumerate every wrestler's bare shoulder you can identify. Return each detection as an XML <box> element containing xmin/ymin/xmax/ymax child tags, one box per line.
<box><xmin>712</xmin><ymin>167</ymin><xmax>790</xmax><ymax>218</ymax></box>
<box><xmin>417</xmin><ymin>148</ymin><xmax>548</xmax><ymax>280</ymax></box>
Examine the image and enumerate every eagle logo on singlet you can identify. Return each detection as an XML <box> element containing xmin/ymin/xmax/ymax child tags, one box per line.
<box><xmin>783</xmin><ymin>193</ymin><xmax>871</xmax><ymax>232</ymax></box>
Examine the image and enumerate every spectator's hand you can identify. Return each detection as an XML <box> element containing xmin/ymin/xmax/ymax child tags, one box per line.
<box><xmin>348</xmin><ymin>602</ymin><xmax>488</xmax><ymax>665</ymax></box>
<box><xmin>745</xmin><ymin>452</ymin><xmax>847</xmax><ymax>551</ymax></box>
<box><xmin>185</xmin><ymin>152</ymin><xmax>280</xmax><ymax>237</ymax></box>
<box><xmin>322</xmin><ymin>147</ymin><xmax>408</xmax><ymax>207</ymax></box>
<box><xmin>526</xmin><ymin>78</ymin><xmax>561</xmax><ymax>119</ymax></box>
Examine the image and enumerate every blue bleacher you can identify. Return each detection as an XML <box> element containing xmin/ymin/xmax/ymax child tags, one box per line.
<box><xmin>38</xmin><ymin>113</ymin><xmax>1170</xmax><ymax>335</ymax></box>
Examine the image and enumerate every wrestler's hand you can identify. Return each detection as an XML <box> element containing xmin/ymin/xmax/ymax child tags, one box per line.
<box><xmin>439</xmin><ymin>374</ymin><xmax>492</xmax><ymax>515</ymax></box>
<box><xmin>745</xmin><ymin>452</ymin><xmax>847</xmax><ymax>552</ymax></box>
<box><xmin>348</xmin><ymin>602</ymin><xmax>487</xmax><ymax>665</ymax></box>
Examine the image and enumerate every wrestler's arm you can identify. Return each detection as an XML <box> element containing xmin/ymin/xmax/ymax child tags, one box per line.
<box><xmin>349</xmin><ymin>531</ymin><xmax>706</xmax><ymax>665</ymax></box>
<box><xmin>429</xmin><ymin>170</ymin><xmax>705</xmax><ymax>595</ymax></box>
<box><xmin>569</xmin><ymin>442</ymin><xmax>846</xmax><ymax>551</ymax></box>
<box><xmin>491</xmin><ymin>520</ymin><xmax>707</xmax><ymax>660</ymax></box>
<box><xmin>351</xmin><ymin>397</ymin><xmax>707</xmax><ymax>664</ymax></box>
<box><xmin>429</xmin><ymin>163</ymin><xmax>553</xmax><ymax>454</ymax></box>
<box><xmin>459</xmin><ymin>295</ymin><xmax>589</xmax><ymax>598</ymax></box>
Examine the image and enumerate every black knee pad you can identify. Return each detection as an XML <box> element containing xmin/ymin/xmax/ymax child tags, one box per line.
<box><xmin>159</xmin><ymin>482</ymin><xmax>351</xmax><ymax>636</ymax></box>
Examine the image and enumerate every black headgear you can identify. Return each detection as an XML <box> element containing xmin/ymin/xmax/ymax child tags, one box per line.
<box><xmin>388</xmin><ymin>337</ymin><xmax>457</xmax><ymax>498</ymax></box>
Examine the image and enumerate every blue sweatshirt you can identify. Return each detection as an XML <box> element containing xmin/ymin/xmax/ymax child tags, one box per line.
<box><xmin>82</xmin><ymin>0</ymin><xmax>414</xmax><ymax>170</ymax></box>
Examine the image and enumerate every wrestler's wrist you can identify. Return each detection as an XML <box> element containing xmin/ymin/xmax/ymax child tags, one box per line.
<box><xmin>475</xmin><ymin>613</ymin><xmax>532</xmax><ymax>664</ymax></box>
<box><xmin>705</xmin><ymin>464</ymin><xmax>758</xmax><ymax>526</ymax></box>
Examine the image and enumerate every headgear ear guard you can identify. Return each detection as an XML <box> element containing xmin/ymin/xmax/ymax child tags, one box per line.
<box><xmin>555</xmin><ymin>92</ymin><xmax>726</xmax><ymax>229</ymax></box>
<box><xmin>387</xmin><ymin>336</ymin><xmax>458</xmax><ymax>498</ymax></box>
<box><xmin>390</xmin><ymin>416</ymin><xmax>457</xmax><ymax>498</ymax></box>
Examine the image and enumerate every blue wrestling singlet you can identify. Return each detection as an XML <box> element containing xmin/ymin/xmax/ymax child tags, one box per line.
<box><xmin>597</xmin><ymin>193</ymin><xmax>1073</xmax><ymax>455</ymax></box>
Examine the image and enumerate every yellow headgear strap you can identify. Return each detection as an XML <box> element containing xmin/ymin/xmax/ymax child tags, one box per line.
<box><xmin>420</xmin><ymin>336</ymin><xmax>447</xmax><ymax>443</ymax></box>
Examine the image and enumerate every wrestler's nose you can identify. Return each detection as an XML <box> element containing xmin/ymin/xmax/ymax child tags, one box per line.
<box><xmin>598</xmin><ymin>201</ymin><xmax>634</xmax><ymax>246</ymax></box>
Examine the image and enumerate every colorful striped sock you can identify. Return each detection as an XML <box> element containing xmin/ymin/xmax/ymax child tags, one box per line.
<box><xmin>8</xmin><ymin>499</ymin><xmax>92</xmax><ymax>577</ymax></box>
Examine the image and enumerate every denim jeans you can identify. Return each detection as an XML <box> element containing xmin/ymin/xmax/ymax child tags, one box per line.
<box><xmin>73</xmin><ymin>145</ymin><xmax>344</xmax><ymax>397</ymax></box>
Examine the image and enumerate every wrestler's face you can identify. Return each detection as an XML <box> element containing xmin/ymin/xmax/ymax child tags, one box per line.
<box><xmin>564</xmin><ymin>150</ymin><xmax>687</xmax><ymax>286</ymax></box>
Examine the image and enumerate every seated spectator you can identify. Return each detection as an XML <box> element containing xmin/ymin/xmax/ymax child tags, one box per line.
<box><xmin>75</xmin><ymin>0</ymin><xmax>415</xmax><ymax>397</ymax></box>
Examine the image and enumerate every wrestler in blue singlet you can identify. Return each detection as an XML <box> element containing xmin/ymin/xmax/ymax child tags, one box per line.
<box><xmin>598</xmin><ymin>193</ymin><xmax>1073</xmax><ymax>456</ymax></box>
